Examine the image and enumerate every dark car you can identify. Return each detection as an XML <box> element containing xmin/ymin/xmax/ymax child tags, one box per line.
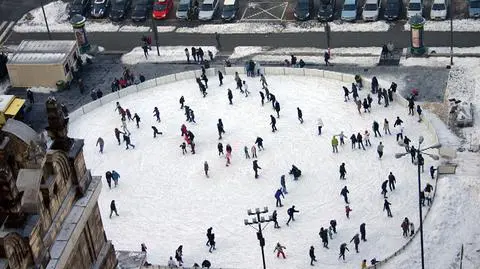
<box><xmin>384</xmin><ymin>0</ymin><xmax>402</xmax><ymax>20</ymax></box>
<box><xmin>317</xmin><ymin>0</ymin><xmax>336</xmax><ymax>21</ymax></box>
<box><xmin>294</xmin><ymin>0</ymin><xmax>314</xmax><ymax>20</ymax></box>
<box><xmin>91</xmin><ymin>0</ymin><xmax>110</xmax><ymax>18</ymax></box>
<box><xmin>131</xmin><ymin>0</ymin><xmax>152</xmax><ymax>21</ymax></box>
<box><xmin>68</xmin><ymin>0</ymin><xmax>91</xmax><ymax>18</ymax></box>
<box><xmin>110</xmin><ymin>0</ymin><xmax>132</xmax><ymax>20</ymax></box>
<box><xmin>221</xmin><ymin>0</ymin><xmax>239</xmax><ymax>21</ymax></box>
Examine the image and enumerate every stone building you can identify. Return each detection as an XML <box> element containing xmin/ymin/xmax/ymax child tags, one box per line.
<box><xmin>0</xmin><ymin>97</ymin><xmax>117</xmax><ymax>269</ymax></box>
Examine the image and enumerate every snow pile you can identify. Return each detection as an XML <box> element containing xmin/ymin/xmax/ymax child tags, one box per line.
<box><xmin>329</xmin><ymin>21</ymin><xmax>390</xmax><ymax>32</ymax></box>
<box><xmin>121</xmin><ymin>46</ymin><xmax>218</xmax><ymax>64</ymax></box>
<box><xmin>429</xmin><ymin>46</ymin><xmax>480</xmax><ymax>54</ymax></box>
<box><xmin>29</xmin><ymin>86</ymin><xmax>58</xmax><ymax>93</ymax></box>
<box><xmin>69</xmin><ymin>72</ymin><xmax>438</xmax><ymax>268</ymax></box>
<box><xmin>404</xmin><ymin>19</ymin><xmax>480</xmax><ymax>32</ymax></box>
<box><xmin>229</xmin><ymin>46</ymin><xmax>270</xmax><ymax>59</ymax></box>
<box><xmin>176</xmin><ymin>22</ymin><xmax>286</xmax><ymax>34</ymax></box>
<box><xmin>250</xmin><ymin>55</ymin><xmax>379</xmax><ymax>66</ymax></box>
<box><xmin>0</xmin><ymin>79</ymin><xmax>11</xmax><ymax>94</ymax></box>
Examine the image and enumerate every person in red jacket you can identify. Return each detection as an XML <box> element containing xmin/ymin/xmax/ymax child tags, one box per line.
<box><xmin>345</xmin><ymin>205</ymin><xmax>352</xmax><ymax>219</ymax></box>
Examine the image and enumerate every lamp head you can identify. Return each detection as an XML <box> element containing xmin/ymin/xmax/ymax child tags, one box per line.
<box><xmin>419</xmin><ymin>136</ymin><xmax>424</xmax><ymax>144</ymax></box>
<box><xmin>430</xmin><ymin>143</ymin><xmax>442</xmax><ymax>149</ymax></box>
<box><xmin>395</xmin><ymin>153</ymin><xmax>407</xmax><ymax>159</ymax></box>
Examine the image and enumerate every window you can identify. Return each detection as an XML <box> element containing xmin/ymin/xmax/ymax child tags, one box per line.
<box><xmin>64</xmin><ymin>62</ymin><xmax>70</xmax><ymax>75</ymax></box>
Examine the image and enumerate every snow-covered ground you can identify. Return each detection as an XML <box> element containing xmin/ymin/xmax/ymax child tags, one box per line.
<box><xmin>121</xmin><ymin>46</ymin><xmax>218</xmax><ymax>64</ymax></box>
<box><xmin>404</xmin><ymin>19</ymin><xmax>480</xmax><ymax>32</ymax></box>
<box><xmin>69</xmin><ymin>72</ymin><xmax>440</xmax><ymax>268</ymax></box>
<box><xmin>0</xmin><ymin>79</ymin><xmax>10</xmax><ymax>94</ymax></box>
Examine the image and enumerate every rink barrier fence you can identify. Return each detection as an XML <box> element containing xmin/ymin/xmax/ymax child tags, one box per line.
<box><xmin>69</xmin><ymin>67</ymin><xmax>441</xmax><ymax>269</ymax></box>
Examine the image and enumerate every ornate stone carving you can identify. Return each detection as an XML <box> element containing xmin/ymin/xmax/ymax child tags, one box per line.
<box><xmin>4</xmin><ymin>232</ymin><xmax>32</xmax><ymax>268</ymax></box>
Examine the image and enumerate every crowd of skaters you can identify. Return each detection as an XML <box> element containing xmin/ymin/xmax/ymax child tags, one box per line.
<box><xmin>94</xmin><ymin>64</ymin><xmax>438</xmax><ymax>268</ymax></box>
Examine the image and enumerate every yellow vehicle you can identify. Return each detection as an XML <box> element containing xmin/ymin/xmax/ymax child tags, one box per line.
<box><xmin>0</xmin><ymin>95</ymin><xmax>26</xmax><ymax>127</ymax></box>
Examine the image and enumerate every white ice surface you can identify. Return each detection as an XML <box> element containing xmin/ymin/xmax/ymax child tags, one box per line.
<box><xmin>121</xmin><ymin>46</ymin><xmax>218</xmax><ymax>64</ymax></box>
<box><xmin>69</xmin><ymin>73</ymin><xmax>439</xmax><ymax>268</ymax></box>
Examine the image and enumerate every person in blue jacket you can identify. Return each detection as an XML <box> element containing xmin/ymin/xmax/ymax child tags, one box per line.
<box><xmin>111</xmin><ymin>170</ymin><xmax>120</xmax><ymax>187</ymax></box>
<box><xmin>275</xmin><ymin>189</ymin><xmax>284</xmax><ymax>207</ymax></box>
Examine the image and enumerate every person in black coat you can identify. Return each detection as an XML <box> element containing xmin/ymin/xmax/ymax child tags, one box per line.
<box><xmin>408</xmin><ymin>97</ymin><xmax>415</xmax><ymax>115</ymax></box>
<box><xmin>114</xmin><ymin>128</ymin><xmax>124</xmax><ymax>145</ymax></box>
<box><xmin>319</xmin><ymin>227</ymin><xmax>329</xmax><ymax>248</ymax></box>
<box><xmin>105</xmin><ymin>171</ymin><xmax>112</xmax><ymax>188</ymax></box>
<box><xmin>309</xmin><ymin>246</ymin><xmax>317</xmax><ymax>265</ymax></box>
<box><xmin>286</xmin><ymin>205</ymin><xmax>299</xmax><ymax>225</ymax></box>
<box><xmin>218</xmin><ymin>71</ymin><xmax>223</xmax><ymax>86</ymax></box>
<box><xmin>179</xmin><ymin>96</ymin><xmax>185</xmax><ymax>109</ymax></box>
<box><xmin>191</xmin><ymin>47</ymin><xmax>197</xmax><ymax>62</ymax></box>
<box><xmin>253</xmin><ymin>160</ymin><xmax>262</xmax><ymax>178</ymax></box>
<box><xmin>360</xmin><ymin>223</ymin><xmax>367</xmax><ymax>241</ymax></box>
<box><xmin>133</xmin><ymin>113</ymin><xmax>141</xmax><ymax>128</ymax></box>
<box><xmin>356</xmin><ymin>133</ymin><xmax>365</xmax><ymax>150</ymax></box>
<box><xmin>343</xmin><ymin>86</ymin><xmax>351</xmax><ymax>102</ymax></box>
<box><xmin>289</xmin><ymin>165</ymin><xmax>302</xmax><ymax>180</ymax></box>
<box><xmin>270</xmin><ymin>115</ymin><xmax>277</xmax><ymax>132</ymax></box>
<box><xmin>272</xmin><ymin>210</ymin><xmax>280</xmax><ymax>228</ymax></box>
<box><xmin>217</xmin><ymin>119</ymin><xmax>225</xmax><ymax>139</ymax></box>
<box><xmin>217</xmin><ymin>142</ymin><xmax>224</xmax><ymax>156</ymax></box>
<box><xmin>388</xmin><ymin>172</ymin><xmax>396</xmax><ymax>191</ymax></box>
<box><xmin>152</xmin><ymin>126</ymin><xmax>163</xmax><ymax>138</ymax></box>
<box><xmin>371</xmin><ymin>76</ymin><xmax>379</xmax><ymax>93</ymax></box>
<box><xmin>350</xmin><ymin>234</ymin><xmax>360</xmax><ymax>253</ymax></box>
<box><xmin>255</xmin><ymin>137</ymin><xmax>264</xmax><ymax>150</ymax></box>
<box><xmin>153</xmin><ymin>107</ymin><xmax>160</xmax><ymax>122</ymax></box>
<box><xmin>394</xmin><ymin>116</ymin><xmax>403</xmax><ymax>127</ymax></box>
<box><xmin>339</xmin><ymin>163</ymin><xmax>346</xmax><ymax>179</ymax></box>
<box><xmin>270</xmin><ymin>94</ymin><xmax>276</xmax><ymax>109</ymax></box>
<box><xmin>373</xmin><ymin>120</ymin><xmax>381</xmax><ymax>137</ymax></box>
<box><xmin>339</xmin><ymin>243</ymin><xmax>349</xmax><ymax>260</ymax></box>
<box><xmin>297</xmin><ymin>107</ymin><xmax>303</xmax><ymax>123</ymax></box>
<box><xmin>351</xmin><ymin>83</ymin><xmax>359</xmax><ymax>101</ymax></box>
<box><xmin>187</xmin><ymin>130</ymin><xmax>195</xmax><ymax>143</ymax></box>
<box><xmin>201</xmin><ymin>73</ymin><xmax>209</xmax><ymax>88</ymax></box>
<box><xmin>340</xmin><ymin>186</ymin><xmax>349</xmax><ymax>204</ymax></box>
<box><xmin>274</xmin><ymin>101</ymin><xmax>281</xmax><ymax>118</ymax></box>
<box><xmin>123</xmin><ymin>133</ymin><xmax>135</xmax><ymax>149</ymax></box>
<box><xmin>259</xmin><ymin>91</ymin><xmax>265</xmax><ymax>106</ymax></box>
<box><xmin>383</xmin><ymin>199</ymin><xmax>392</xmax><ymax>217</ymax></box>
<box><xmin>330</xmin><ymin>219</ymin><xmax>337</xmax><ymax>234</ymax></box>
<box><xmin>201</xmin><ymin>260</ymin><xmax>211</xmax><ymax>269</ymax></box>
<box><xmin>110</xmin><ymin>200</ymin><xmax>119</xmax><ymax>218</ymax></box>
<box><xmin>381</xmin><ymin>180</ymin><xmax>388</xmax><ymax>198</ymax></box>
<box><xmin>350</xmin><ymin>134</ymin><xmax>357</xmax><ymax>149</ymax></box>
<box><xmin>227</xmin><ymin>89</ymin><xmax>233</xmax><ymax>105</ymax></box>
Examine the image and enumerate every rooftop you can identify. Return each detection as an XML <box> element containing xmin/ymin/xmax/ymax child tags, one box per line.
<box><xmin>8</xmin><ymin>40</ymin><xmax>77</xmax><ymax>65</ymax></box>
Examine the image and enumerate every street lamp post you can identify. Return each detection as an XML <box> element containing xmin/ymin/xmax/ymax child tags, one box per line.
<box><xmin>40</xmin><ymin>0</ymin><xmax>52</xmax><ymax>40</ymax></box>
<box><xmin>450</xmin><ymin>1</ymin><xmax>454</xmax><ymax>65</ymax></box>
<box><xmin>244</xmin><ymin>207</ymin><xmax>272</xmax><ymax>269</ymax></box>
<box><xmin>395</xmin><ymin>136</ymin><xmax>441</xmax><ymax>269</ymax></box>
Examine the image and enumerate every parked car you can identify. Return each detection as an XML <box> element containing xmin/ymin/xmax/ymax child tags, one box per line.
<box><xmin>317</xmin><ymin>0</ymin><xmax>335</xmax><ymax>21</ymax></box>
<box><xmin>131</xmin><ymin>0</ymin><xmax>152</xmax><ymax>21</ymax></box>
<box><xmin>91</xmin><ymin>0</ymin><xmax>110</xmax><ymax>18</ymax></box>
<box><xmin>407</xmin><ymin>0</ymin><xmax>423</xmax><ymax>18</ymax></box>
<box><xmin>68</xmin><ymin>0</ymin><xmax>91</xmax><ymax>18</ymax></box>
<box><xmin>430</xmin><ymin>0</ymin><xmax>447</xmax><ymax>19</ymax></box>
<box><xmin>470</xmin><ymin>0</ymin><xmax>480</xmax><ymax>18</ymax></box>
<box><xmin>384</xmin><ymin>0</ymin><xmax>402</xmax><ymax>20</ymax></box>
<box><xmin>294</xmin><ymin>0</ymin><xmax>314</xmax><ymax>20</ymax></box>
<box><xmin>198</xmin><ymin>0</ymin><xmax>219</xmax><ymax>21</ymax></box>
<box><xmin>341</xmin><ymin>0</ymin><xmax>357</xmax><ymax>21</ymax></box>
<box><xmin>362</xmin><ymin>0</ymin><xmax>380</xmax><ymax>21</ymax></box>
<box><xmin>176</xmin><ymin>0</ymin><xmax>193</xmax><ymax>19</ymax></box>
<box><xmin>110</xmin><ymin>0</ymin><xmax>131</xmax><ymax>20</ymax></box>
<box><xmin>153</xmin><ymin>0</ymin><xmax>173</xmax><ymax>19</ymax></box>
<box><xmin>221</xmin><ymin>0</ymin><xmax>239</xmax><ymax>21</ymax></box>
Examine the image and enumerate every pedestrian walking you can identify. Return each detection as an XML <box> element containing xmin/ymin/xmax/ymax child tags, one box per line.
<box><xmin>430</xmin><ymin>166</ymin><xmax>437</xmax><ymax>179</ymax></box>
<box><xmin>96</xmin><ymin>137</ymin><xmax>104</xmax><ymax>153</ymax></box>
<box><xmin>309</xmin><ymin>246</ymin><xmax>317</xmax><ymax>265</ymax></box>
<box><xmin>110</xmin><ymin>200</ymin><xmax>119</xmax><ymax>218</ymax></box>
<box><xmin>215</xmin><ymin>32</ymin><xmax>221</xmax><ymax>49</ymax></box>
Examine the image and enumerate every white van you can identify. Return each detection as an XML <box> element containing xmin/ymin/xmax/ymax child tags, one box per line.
<box><xmin>430</xmin><ymin>0</ymin><xmax>447</xmax><ymax>20</ymax></box>
<box><xmin>362</xmin><ymin>0</ymin><xmax>380</xmax><ymax>21</ymax></box>
<box><xmin>407</xmin><ymin>0</ymin><xmax>423</xmax><ymax>18</ymax></box>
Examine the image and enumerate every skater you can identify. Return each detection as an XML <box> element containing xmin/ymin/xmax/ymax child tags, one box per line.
<box><xmin>330</xmin><ymin>219</ymin><xmax>337</xmax><ymax>234</ymax></box>
<box><xmin>185</xmin><ymin>106</ymin><xmax>191</xmax><ymax>122</ymax></box>
<box><xmin>274</xmin><ymin>101</ymin><xmax>281</xmax><ymax>118</ymax></box>
<box><xmin>377</xmin><ymin>88</ymin><xmax>383</xmax><ymax>105</ymax></box>
<box><xmin>394</xmin><ymin>116</ymin><xmax>403</xmax><ymax>127</ymax></box>
<box><xmin>206</xmin><ymin>227</ymin><xmax>213</xmax><ymax>246</ymax></box>
<box><xmin>141</xmin><ymin>243</ymin><xmax>147</xmax><ymax>253</ymax></box>
<box><xmin>371</xmin><ymin>76</ymin><xmax>379</xmax><ymax>93</ymax></box>
<box><xmin>185</xmin><ymin>48</ymin><xmax>190</xmax><ymax>63</ymax></box>
<box><xmin>345</xmin><ymin>205</ymin><xmax>352</xmax><ymax>219</ymax></box>
<box><xmin>408</xmin><ymin>97</ymin><xmax>415</xmax><ymax>115</ymax></box>
<box><xmin>180</xmin><ymin>142</ymin><xmax>187</xmax><ymax>155</ymax></box>
<box><xmin>337</xmin><ymin>131</ymin><xmax>346</xmax><ymax>145</ymax></box>
<box><xmin>404</xmin><ymin>136</ymin><xmax>412</xmax><ymax>153</ymax></box>
<box><xmin>114</xmin><ymin>128</ymin><xmax>124</xmax><ymax>145</ymax></box>
<box><xmin>225</xmin><ymin>144</ymin><xmax>232</xmax><ymax>166</ymax></box>
<box><xmin>251</xmin><ymin>145</ymin><xmax>257</xmax><ymax>158</ymax></box>
<box><xmin>153</xmin><ymin>107</ymin><xmax>160</xmax><ymax>122</ymax></box>
<box><xmin>123</xmin><ymin>133</ymin><xmax>135</xmax><ymax>149</ymax></box>
<box><xmin>377</xmin><ymin>142</ymin><xmax>384</xmax><ymax>159</ymax></box>
<box><xmin>343</xmin><ymin>86</ymin><xmax>351</xmax><ymax>102</ymax></box>
<box><xmin>317</xmin><ymin>118</ymin><xmax>324</xmax><ymax>135</ymax></box>
<box><xmin>274</xmin><ymin>243</ymin><xmax>286</xmax><ymax>258</ymax></box>
<box><xmin>381</xmin><ymin>180</ymin><xmax>388</xmax><ymax>198</ymax></box>
<box><xmin>179</xmin><ymin>96</ymin><xmax>185</xmax><ymax>109</ymax></box>
<box><xmin>289</xmin><ymin>165</ymin><xmax>302</xmax><ymax>180</ymax></box>
<box><xmin>396</xmin><ymin>125</ymin><xmax>404</xmax><ymax>141</ymax></box>
<box><xmin>384</xmin><ymin>199</ymin><xmax>393</xmax><ymax>217</ymax></box>
<box><xmin>401</xmin><ymin>218</ymin><xmax>409</xmax><ymax>237</ymax></box>
<box><xmin>218</xmin><ymin>71</ymin><xmax>224</xmax><ymax>86</ymax></box>
<box><xmin>270</xmin><ymin>93</ymin><xmax>277</xmax><ymax>109</ymax></box>
<box><xmin>364</xmin><ymin>130</ymin><xmax>371</xmax><ymax>147</ymax></box>
<box><xmin>96</xmin><ymin>137</ymin><xmax>104</xmax><ymax>153</ymax></box>
<box><xmin>388</xmin><ymin>172</ymin><xmax>396</xmax><ymax>191</ymax></box>
<box><xmin>350</xmin><ymin>234</ymin><xmax>360</xmax><ymax>253</ymax></box>
<box><xmin>110</xmin><ymin>200</ymin><xmax>119</xmax><ymax>218</ymax></box>
<box><xmin>280</xmin><ymin>175</ymin><xmax>287</xmax><ymax>194</ymax></box>
<box><xmin>201</xmin><ymin>73</ymin><xmax>209</xmax><ymax>88</ymax></box>
<box><xmin>319</xmin><ymin>227</ymin><xmax>329</xmax><ymax>248</ymax></box>
<box><xmin>356</xmin><ymin>133</ymin><xmax>366</xmax><ymax>150</ymax></box>
<box><xmin>350</xmin><ymin>133</ymin><xmax>357</xmax><ymax>149</ymax></box>
<box><xmin>272</xmin><ymin>210</ymin><xmax>280</xmax><ymax>228</ymax></box>
<box><xmin>227</xmin><ymin>89</ymin><xmax>233</xmax><ymax>105</ymax></box>
<box><xmin>167</xmin><ymin>256</ymin><xmax>177</xmax><ymax>268</ymax></box>
<box><xmin>259</xmin><ymin>91</ymin><xmax>265</xmax><ymax>106</ymax></box>
<box><xmin>133</xmin><ymin>113</ymin><xmax>141</xmax><ymax>128</ymax></box>
<box><xmin>265</xmin><ymin>88</ymin><xmax>271</xmax><ymax>102</ymax></box>
<box><xmin>270</xmin><ymin>115</ymin><xmax>278</xmax><ymax>132</ymax></box>
<box><xmin>244</xmin><ymin>146</ymin><xmax>251</xmax><ymax>159</ymax></box>
<box><xmin>190</xmin><ymin>142</ymin><xmax>196</xmax><ymax>154</ymax></box>
<box><xmin>260</xmin><ymin>74</ymin><xmax>268</xmax><ymax>88</ymax></box>
<box><xmin>217</xmin><ymin>119</ymin><xmax>225</xmax><ymax>139</ymax></box>
<box><xmin>190</xmin><ymin>110</ymin><xmax>196</xmax><ymax>123</ymax></box>
<box><xmin>121</xmin><ymin>116</ymin><xmax>130</xmax><ymax>134</ymax></box>
<box><xmin>417</xmin><ymin>105</ymin><xmax>423</xmax><ymax>122</ymax></box>
<box><xmin>297</xmin><ymin>107</ymin><xmax>304</xmax><ymax>123</ymax></box>
<box><xmin>328</xmin><ymin>226</ymin><xmax>333</xmax><ymax>240</ymax></box>
<box><xmin>151</xmin><ymin>126</ymin><xmax>163</xmax><ymax>138</ymax></box>
<box><xmin>243</xmin><ymin>81</ymin><xmax>250</xmax><ymax>97</ymax></box>
<box><xmin>324</xmin><ymin>50</ymin><xmax>331</xmax><ymax>66</ymax></box>
<box><xmin>430</xmin><ymin>166</ymin><xmax>437</xmax><ymax>179</ymax></box>
<box><xmin>362</xmin><ymin>259</ymin><xmax>368</xmax><ymax>269</ymax></box>
<box><xmin>204</xmin><ymin>161</ymin><xmax>209</xmax><ymax>177</ymax></box>
<box><xmin>383</xmin><ymin>88</ymin><xmax>389</xmax><ymax>107</ymax></box>
<box><xmin>339</xmin><ymin>163</ymin><xmax>346</xmax><ymax>179</ymax></box>
<box><xmin>286</xmin><ymin>205</ymin><xmax>299</xmax><ymax>226</ymax></box>
<box><xmin>111</xmin><ymin>170</ymin><xmax>120</xmax><ymax>186</ymax></box>
<box><xmin>367</xmin><ymin>94</ymin><xmax>373</xmax><ymax>107</ymax></box>
<box><xmin>126</xmin><ymin>109</ymin><xmax>133</xmax><ymax>121</ymax></box>
<box><xmin>384</xmin><ymin>118</ymin><xmax>391</xmax><ymax>135</ymax></box>
<box><xmin>175</xmin><ymin>245</ymin><xmax>183</xmax><ymax>266</ymax></box>
<box><xmin>217</xmin><ymin>142</ymin><xmax>224</xmax><ymax>156</ymax></box>
<box><xmin>410</xmin><ymin>222</ymin><xmax>415</xmax><ymax>236</ymax></box>
<box><xmin>105</xmin><ymin>171</ymin><xmax>112</xmax><ymax>188</ymax></box>
<box><xmin>373</xmin><ymin>120</ymin><xmax>381</xmax><ymax>137</ymax></box>
<box><xmin>187</xmin><ymin>130</ymin><xmax>195</xmax><ymax>143</ymax></box>
<box><xmin>356</xmin><ymin>99</ymin><xmax>362</xmax><ymax>115</ymax></box>
<box><xmin>363</xmin><ymin>98</ymin><xmax>370</xmax><ymax>113</ymax></box>
<box><xmin>340</xmin><ymin>186</ymin><xmax>350</xmax><ymax>204</ymax></box>
<box><xmin>255</xmin><ymin>136</ymin><xmax>264</xmax><ymax>150</ymax></box>
<box><xmin>338</xmin><ymin>243</ymin><xmax>349</xmax><ymax>260</ymax></box>
<box><xmin>253</xmin><ymin>160</ymin><xmax>262</xmax><ymax>178</ymax></box>
<box><xmin>309</xmin><ymin>246</ymin><xmax>317</xmax><ymax>265</ymax></box>
<box><xmin>208</xmin><ymin>233</ymin><xmax>216</xmax><ymax>253</ymax></box>
<box><xmin>360</xmin><ymin>223</ymin><xmax>366</xmax><ymax>241</ymax></box>
<box><xmin>201</xmin><ymin>260</ymin><xmax>211</xmax><ymax>269</ymax></box>
<box><xmin>352</xmin><ymin>83</ymin><xmax>359</xmax><ymax>102</ymax></box>
<box><xmin>332</xmin><ymin>136</ymin><xmax>339</xmax><ymax>153</ymax></box>
<box><xmin>275</xmin><ymin>188</ymin><xmax>284</xmax><ymax>207</ymax></box>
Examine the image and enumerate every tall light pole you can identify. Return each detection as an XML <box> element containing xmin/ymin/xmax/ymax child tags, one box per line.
<box><xmin>450</xmin><ymin>0</ymin><xmax>453</xmax><ymax>65</ymax></box>
<box><xmin>151</xmin><ymin>16</ymin><xmax>160</xmax><ymax>56</ymax></box>
<box><xmin>395</xmin><ymin>136</ymin><xmax>441</xmax><ymax>269</ymax></box>
<box><xmin>244</xmin><ymin>207</ymin><xmax>272</xmax><ymax>269</ymax></box>
<box><xmin>40</xmin><ymin>0</ymin><xmax>52</xmax><ymax>40</ymax></box>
